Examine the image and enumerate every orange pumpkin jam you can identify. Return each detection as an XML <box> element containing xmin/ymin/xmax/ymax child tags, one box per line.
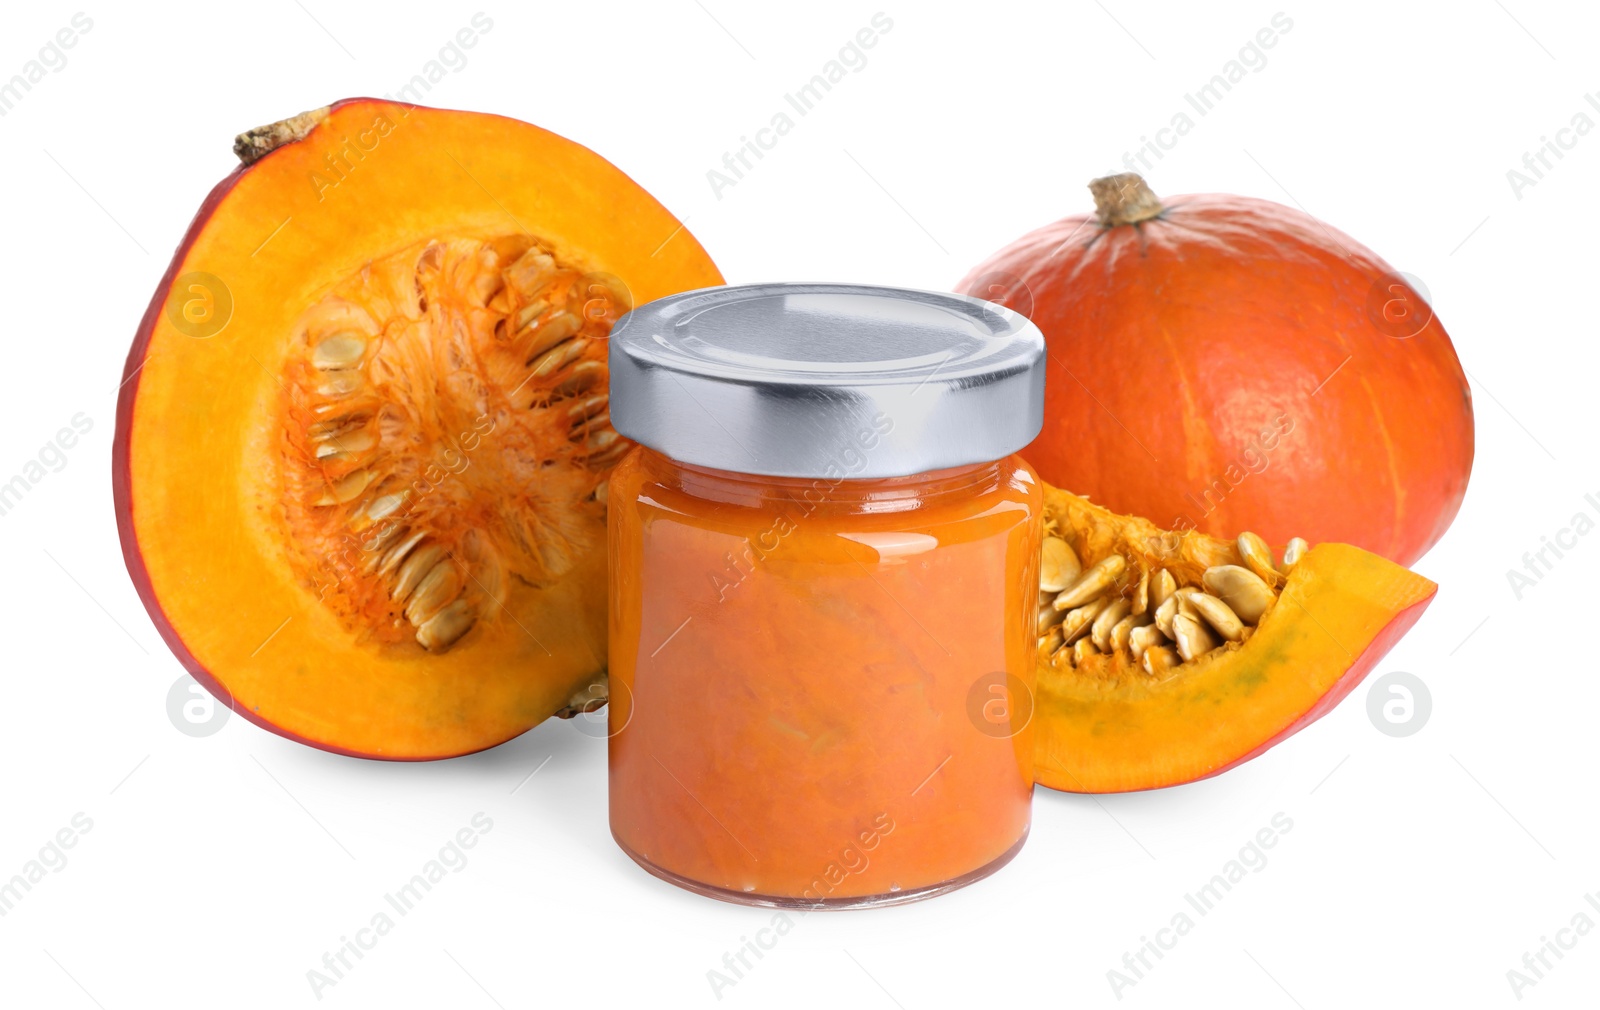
<box><xmin>607</xmin><ymin>447</ymin><xmax>1041</xmax><ymax>905</ymax></box>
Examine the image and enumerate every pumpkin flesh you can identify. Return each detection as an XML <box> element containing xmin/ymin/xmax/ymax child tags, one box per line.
<box><xmin>1033</xmin><ymin>485</ymin><xmax>1436</xmax><ymax>793</ymax></box>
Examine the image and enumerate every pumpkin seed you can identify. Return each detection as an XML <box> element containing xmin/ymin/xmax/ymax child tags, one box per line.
<box><xmin>1237</xmin><ymin>531</ymin><xmax>1285</xmax><ymax>588</ymax></box>
<box><xmin>1061</xmin><ymin>597</ymin><xmax>1110</xmax><ymax>644</ymax></box>
<box><xmin>1073</xmin><ymin>637</ymin><xmax>1099</xmax><ymax>665</ymax></box>
<box><xmin>531</xmin><ymin>335</ymin><xmax>590</xmax><ymax>378</ymax></box>
<box><xmin>1172</xmin><ymin>613</ymin><xmax>1219</xmax><ymax>662</ymax></box>
<box><xmin>1109</xmin><ymin>613</ymin><xmax>1140</xmax><ymax>655</ymax></box>
<box><xmin>1129</xmin><ymin>623</ymin><xmax>1167</xmax><ymax>660</ymax></box>
<box><xmin>567</xmin><ymin>394</ymin><xmax>609</xmax><ymax>425</ymax></box>
<box><xmin>316</xmin><ymin>468</ymin><xmax>375</xmax><ymax>506</ymax></box>
<box><xmin>1037</xmin><ymin>604</ymin><xmax>1065</xmax><ymax>636</ymax></box>
<box><xmin>1154</xmin><ymin>588</ymin><xmax>1197</xmax><ymax>637</ymax></box>
<box><xmin>1154</xmin><ymin>593</ymin><xmax>1180</xmax><ymax>638</ymax></box>
<box><xmin>1038</xmin><ymin>624</ymin><xmax>1065</xmax><ymax>659</ymax></box>
<box><xmin>1149</xmin><ymin>568</ymin><xmax>1177</xmax><ymax>609</ymax></box>
<box><xmin>376</xmin><ymin>529</ymin><xmax>429</xmax><ymax>578</ymax></box>
<box><xmin>1175</xmin><ymin>586</ymin><xmax>1200</xmax><ymax>619</ymax></box>
<box><xmin>314</xmin><ymin>429</ymin><xmax>376</xmax><ymax>457</ymax></box>
<box><xmin>313</xmin><ymin>334</ymin><xmax>367</xmax><ymax>370</ymax></box>
<box><xmin>505</xmin><ymin>249</ymin><xmax>556</xmax><ymax>296</ymax></box>
<box><xmin>1281</xmin><ymin>537</ymin><xmax>1308</xmax><ymax>573</ymax></box>
<box><xmin>1202</xmin><ymin>565</ymin><xmax>1275</xmax><ymax>624</ymax></box>
<box><xmin>1091</xmin><ymin>599</ymin><xmax>1132</xmax><ymax>652</ymax></box>
<box><xmin>1188</xmin><ymin>592</ymin><xmax>1245</xmax><ymax>642</ymax></box>
<box><xmin>362</xmin><ymin>492</ymin><xmax>407</xmax><ymax>522</ymax></box>
<box><xmin>416</xmin><ymin>598</ymin><xmax>475</xmax><ymax>651</ymax></box>
<box><xmin>554</xmin><ymin>360</ymin><xmax>606</xmax><ymax>398</ymax></box>
<box><xmin>316</xmin><ymin>370</ymin><xmax>365</xmax><ymax>397</ymax></box>
<box><xmin>1040</xmin><ymin>536</ymin><xmax>1083</xmax><ymax>593</ymax></box>
<box><xmin>1142</xmin><ymin>645</ymin><xmax>1179</xmax><ymax>676</ymax></box>
<box><xmin>1053</xmin><ymin>555</ymin><xmax>1127</xmax><ymax>611</ymax></box>
<box><xmin>309</xmin><ymin>414</ymin><xmax>366</xmax><ymax>439</ymax></box>
<box><xmin>522</xmin><ymin>311</ymin><xmax>583</xmax><ymax>362</ymax></box>
<box><xmin>405</xmin><ymin>561</ymin><xmax>463</xmax><ymax>625</ymax></box>
<box><xmin>511</xmin><ymin>298</ymin><xmax>551</xmax><ymax>332</ymax></box>
<box><xmin>391</xmin><ymin>543</ymin><xmax>447</xmax><ymax>602</ymax></box>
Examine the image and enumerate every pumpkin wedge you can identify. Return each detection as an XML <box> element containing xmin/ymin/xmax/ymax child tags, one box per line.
<box><xmin>1033</xmin><ymin>484</ymin><xmax>1436</xmax><ymax>793</ymax></box>
<box><xmin>114</xmin><ymin>99</ymin><xmax>722</xmax><ymax>759</ymax></box>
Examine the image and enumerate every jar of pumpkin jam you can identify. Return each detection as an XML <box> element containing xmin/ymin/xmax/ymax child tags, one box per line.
<box><xmin>606</xmin><ymin>283</ymin><xmax>1045</xmax><ymax>907</ymax></box>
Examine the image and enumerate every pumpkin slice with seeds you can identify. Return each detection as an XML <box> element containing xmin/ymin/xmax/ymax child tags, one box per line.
<box><xmin>1032</xmin><ymin>484</ymin><xmax>1436</xmax><ymax>793</ymax></box>
<box><xmin>114</xmin><ymin>99</ymin><xmax>722</xmax><ymax>759</ymax></box>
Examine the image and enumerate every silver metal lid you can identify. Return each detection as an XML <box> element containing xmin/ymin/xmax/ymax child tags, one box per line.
<box><xmin>608</xmin><ymin>283</ymin><xmax>1046</xmax><ymax>479</ymax></box>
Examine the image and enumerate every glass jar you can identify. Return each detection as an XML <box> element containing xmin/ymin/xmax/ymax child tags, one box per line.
<box><xmin>605</xmin><ymin>283</ymin><xmax>1046</xmax><ymax>908</ymax></box>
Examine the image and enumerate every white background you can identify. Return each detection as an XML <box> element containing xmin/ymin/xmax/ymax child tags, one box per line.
<box><xmin>1</xmin><ymin>1</ymin><xmax>1595</xmax><ymax>1007</ymax></box>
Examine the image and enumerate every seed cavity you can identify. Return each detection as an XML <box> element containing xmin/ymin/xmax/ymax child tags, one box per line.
<box><xmin>277</xmin><ymin>235</ymin><xmax>626</xmax><ymax>654</ymax></box>
<box><xmin>1034</xmin><ymin>529</ymin><xmax>1303</xmax><ymax>679</ymax></box>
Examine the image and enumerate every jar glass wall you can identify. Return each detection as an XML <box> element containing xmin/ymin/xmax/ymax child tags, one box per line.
<box><xmin>607</xmin><ymin>446</ymin><xmax>1041</xmax><ymax>907</ymax></box>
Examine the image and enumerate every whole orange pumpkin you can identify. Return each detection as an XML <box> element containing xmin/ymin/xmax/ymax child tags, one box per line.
<box><xmin>957</xmin><ymin>174</ymin><xmax>1473</xmax><ymax>565</ymax></box>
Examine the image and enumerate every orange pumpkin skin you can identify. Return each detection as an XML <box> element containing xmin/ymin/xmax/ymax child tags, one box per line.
<box><xmin>957</xmin><ymin>181</ymin><xmax>1473</xmax><ymax>566</ymax></box>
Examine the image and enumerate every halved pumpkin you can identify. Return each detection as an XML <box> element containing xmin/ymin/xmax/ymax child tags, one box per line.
<box><xmin>114</xmin><ymin>99</ymin><xmax>722</xmax><ymax>759</ymax></box>
<box><xmin>1033</xmin><ymin>485</ymin><xmax>1436</xmax><ymax>793</ymax></box>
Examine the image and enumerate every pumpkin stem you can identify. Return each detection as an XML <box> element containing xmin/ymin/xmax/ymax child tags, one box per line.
<box><xmin>234</xmin><ymin>106</ymin><xmax>331</xmax><ymax>166</ymax></box>
<box><xmin>1089</xmin><ymin>173</ymin><xmax>1164</xmax><ymax>227</ymax></box>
